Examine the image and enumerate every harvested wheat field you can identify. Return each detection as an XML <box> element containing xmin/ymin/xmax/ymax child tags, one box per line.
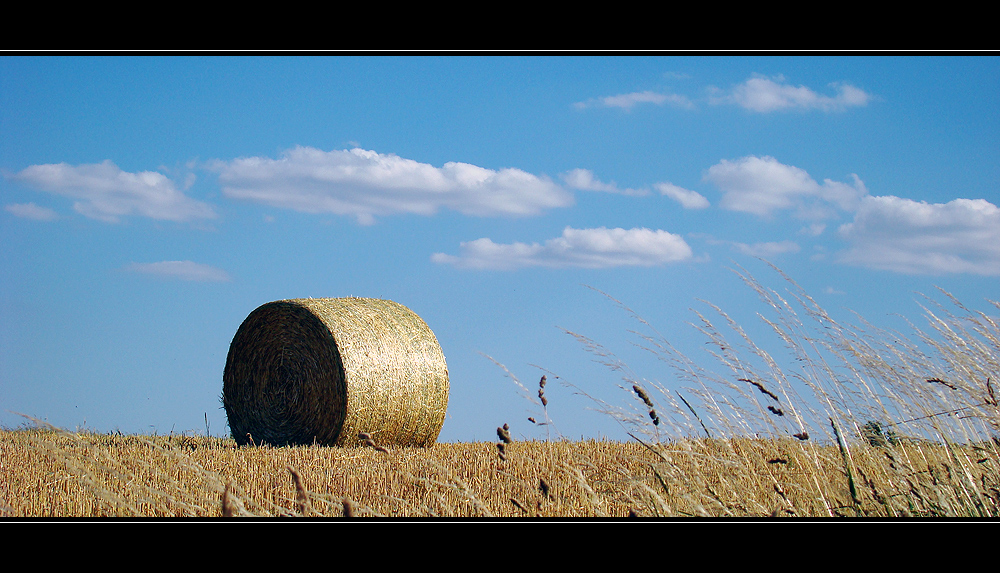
<box><xmin>4</xmin><ymin>271</ymin><xmax>998</xmax><ymax>518</ymax></box>
<box><xmin>2</xmin><ymin>426</ymin><xmax>998</xmax><ymax>518</ymax></box>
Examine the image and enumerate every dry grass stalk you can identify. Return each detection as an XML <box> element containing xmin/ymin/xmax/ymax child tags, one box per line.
<box><xmin>4</xmin><ymin>429</ymin><xmax>997</xmax><ymax>517</ymax></box>
<box><xmin>359</xmin><ymin>432</ymin><xmax>389</xmax><ymax>453</ymax></box>
<box><xmin>289</xmin><ymin>467</ymin><xmax>311</xmax><ymax>516</ymax></box>
<box><xmin>342</xmin><ymin>497</ymin><xmax>356</xmax><ymax>517</ymax></box>
<box><xmin>4</xmin><ymin>267</ymin><xmax>997</xmax><ymax>518</ymax></box>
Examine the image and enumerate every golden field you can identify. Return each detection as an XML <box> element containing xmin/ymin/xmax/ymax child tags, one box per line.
<box><xmin>3</xmin><ymin>269</ymin><xmax>997</xmax><ymax>518</ymax></box>
<box><xmin>2</xmin><ymin>427</ymin><xmax>997</xmax><ymax>518</ymax></box>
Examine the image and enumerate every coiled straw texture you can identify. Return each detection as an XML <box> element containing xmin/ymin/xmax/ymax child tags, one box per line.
<box><xmin>223</xmin><ymin>297</ymin><xmax>449</xmax><ymax>447</ymax></box>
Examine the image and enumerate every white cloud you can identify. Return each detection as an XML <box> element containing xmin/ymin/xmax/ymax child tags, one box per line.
<box><xmin>704</xmin><ymin>155</ymin><xmax>867</xmax><ymax>218</ymax></box>
<box><xmin>710</xmin><ymin>75</ymin><xmax>873</xmax><ymax>113</ymax></box>
<box><xmin>837</xmin><ymin>196</ymin><xmax>1000</xmax><ymax>276</ymax></box>
<box><xmin>126</xmin><ymin>261</ymin><xmax>232</xmax><ymax>282</ymax></box>
<box><xmin>10</xmin><ymin>160</ymin><xmax>216</xmax><ymax>223</ymax></box>
<box><xmin>574</xmin><ymin>90</ymin><xmax>695</xmax><ymax>111</ymax></box>
<box><xmin>730</xmin><ymin>240</ymin><xmax>801</xmax><ymax>257</ymax></box>
<box><xmin>210</xmin><ymin>147</ymin><xmax>574</xmax><ymax>225</ymax></box>
<box><xmin>5</xmin><ymin>202</ymin><xmax>59</xmax><ymax>221</ymax></box>
<box><xmin>654</xmin><ymin>182</ymin><xmax>710</xmax><ymax>209</ymax></box>
<box><xmin>431</xmin><ymin>226</ymin><xmax>693</xmax><ymax>270</ymax></box>
<box><xmin>562</xmin><ymin>169</ymin><xmax>648</xmax><ymax>196</ymax></box>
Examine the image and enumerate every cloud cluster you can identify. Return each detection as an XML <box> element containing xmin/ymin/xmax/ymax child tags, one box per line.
<box><xmin>574</xmin><ymin>76</ymin><xmax>872</xmax><ymax>115</ymax></box>
<box><xmin>699</xmin><ymin>155</ymin><xmax>1000</xmax><ymax>275</ymax></box>
<box><xmin>211</xmin><ymin>147</ymin><xmax>574</xmax><ymax>225</ymax></box>
<box><xmin>9</xmin><ymin>70</ymin><xmax>988</xmax><ymax>279</ymax></box>
<box><xmin>710</xmin><ymin>75</ymin><xmax>873</xmax><ymax>113</ymax></box>
<box><xmin>432</xmin><ymin>226</ymin><xmax>693</xmax><ymax>270</ymax></box>
<box><xmin>837</xmin><ymin>196</ymin><xmax>1000</xmax><ymax>276</ymax></box>
<box><xmin>704</xmin><ymin>155</ymin><xmax>867</xmax><ymax>218</ymax></box>
<box><xmin>125</xmin><ymin>260</ymin><xmax>232</xmax><ymax>282</ymax></box>
<box><xmin>10</xmin><ymin>161</ymin><xmax>215</xmax><ymax>223</ymax></box>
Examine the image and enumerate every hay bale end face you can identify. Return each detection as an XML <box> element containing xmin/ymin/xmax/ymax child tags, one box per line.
<box><xmin>223</xmin><ymin>297</ymin><xmax>449</xmax><ymax>448</ymax></box>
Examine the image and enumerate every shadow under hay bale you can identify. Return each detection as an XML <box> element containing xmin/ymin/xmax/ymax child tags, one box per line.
<box><xmin>223</xmin><ymin>297</ymin><xmax>449</xmax><ymax>447</ymax></box>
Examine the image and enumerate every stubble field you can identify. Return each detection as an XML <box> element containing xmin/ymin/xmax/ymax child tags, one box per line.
<box><xmin>2</xmin><ymin>426</ymin><xmax>998</xmax><ymax>518</ymax></box>
<box><xmin>4</xmin><ymin>268</ymin><xmax>998</xmax><ymax>518</ymax></box>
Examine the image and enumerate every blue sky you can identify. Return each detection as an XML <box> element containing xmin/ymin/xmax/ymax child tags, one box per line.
<box><xmin>2</xmin><ymin>55</ymin><xmax>998</xmax><ymax>442</ymax></box>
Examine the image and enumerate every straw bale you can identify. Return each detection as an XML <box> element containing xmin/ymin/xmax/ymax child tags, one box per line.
<box><xmin>223</xmin><ymin>297</ymin><xmax>449</xmax><ymax>447</ymax></box>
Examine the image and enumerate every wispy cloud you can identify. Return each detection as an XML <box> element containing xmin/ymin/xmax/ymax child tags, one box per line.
<box><xmin>654</xmin><ymin>182</ymin><xmax>710</xmax><ymax>209</ymax></box>
<box><xmin>837</xmin><ymin>196</ymin><xmax>1000</xmax><ymax>276</ymax></box>
<box><xmin>574</xmin><ymin>90</ymin><xmax>695</xmax><ymax>111</ymax></box>
<box><xmin>562</xmin><ymin>169</ymin><xmax>648</xmax><ymax>196</ymax></box>
<box><xmin>431</xmin><ymin>226</ymin><xmax>693</xmax><ymax>270</ymax></box>
<box><xmin>210</xmin><ymin>147</ymin><xmax>574</xmax><ymax>225</ymax></box>
<box><xmin>125</xmin><ymin>260</ymin><xmax>232</xmax><ymax>282</ymax></box>
<box><xmin>10</xmin><ymin>160</ymin><xmax>216</xmax><ymax>223</ymax></box>
<box><xmin>799</xmin><ymin>223</ymin><xmax>827</xmax><ymax>236</ymax></box>
<box><xmin>698</xmin><ymin>234</ymin><xmax>801</xmax><ymax>258</ymax></box>
<box><xmin>5</xmin><ymin>202</ymin><xmax>59</xmax><ymax>221</ymax></box>
<box><xmin>709</xmin><ymin>75</ymin><xmax>873</xmax><ymax>113</ymax></box>
<box><xmin>729</xmin><ymin>240</ymin><xmax>801</xmax><ymax>257</ymax></box>
<box><xmin>704</xmin><ymin>155</ymin><xmax>867</xmax><ymax>218</ymax></box>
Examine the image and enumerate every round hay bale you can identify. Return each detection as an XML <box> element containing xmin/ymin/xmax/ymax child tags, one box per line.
<box><xmin>222</xmin><ymin>297</ymin><xmax>449</xmax><ymax>447</ymax></box>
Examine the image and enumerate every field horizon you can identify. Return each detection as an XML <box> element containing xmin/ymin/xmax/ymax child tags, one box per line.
<box><xmin>4</xmin><ymin>266</ymin><xmax>998</xmax><ymax>519</ymax></box>
<box><xmin>3</xmin><ymin>422</ymin><xmax>998</xmax><ymax>518</ymax></box>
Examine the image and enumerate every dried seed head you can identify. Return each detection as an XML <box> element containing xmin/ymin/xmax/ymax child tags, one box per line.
<box><xmin>359</xmin><ymin>432</ymin><xmax>388</xmax><ymax>453</ymax></box>
<box><xmin>540</xmin><ymin>395</ymin><xmax>548</xmax><ymax>407</ymax></box>
<box><xmin>539</xmin><ymin>477</ymin><xmax>550</xmax><ymax>498</ymax></box>
<box><xmin>649</xmin><ymin>409</ymin><xmax>660</xmax><ymax>425</ymax></box>
<box><xmin>633</xmin><ymin>385</ymin><xmax>654</xmax><ymax>408</ymax></box>
<box><xmin>539</xmin><ymin>375</ymin><xmax>547</xmax><ymax>389</ymax></box>
<box><xmin>768</xmin><ymin>406</ymin><xmax>784</xmax><ymax>416</ymax></box>
<box><xmin>741</xmin><ymin>378</ymin><xmax>779</xmax><ymax>402</ymax></box>
<box><xmin>222</xmin><ymin>482</ymin><xmax>237</xmax><ymax>517</ymax></box>
<box><xmin>497</xmin><ymin>425</ymin><xmax>512</xmax><ymax>444</ymax></box>
<box><xmin>342</xmin><ymin>497</ymin><xmax>356</xmax><ymax>518</ymax></box>
<box><xmin>528</xmin><ymin>417</ymin><xmax>536</xmax><ymax>424</ymax></box>
<box><xmin>927</xmin><ymin>377</ymin><xmax>958</xmax><ymax>390</ymax></box>
<box><xmin>289</xmin><ymin>467</ymin><xmax>309</xmax><ymax>516</ymax></box>
<box><xmin>793</xmin><ymin>432</ymin><xmax>809</xmax><ymax>441</ymax></box>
